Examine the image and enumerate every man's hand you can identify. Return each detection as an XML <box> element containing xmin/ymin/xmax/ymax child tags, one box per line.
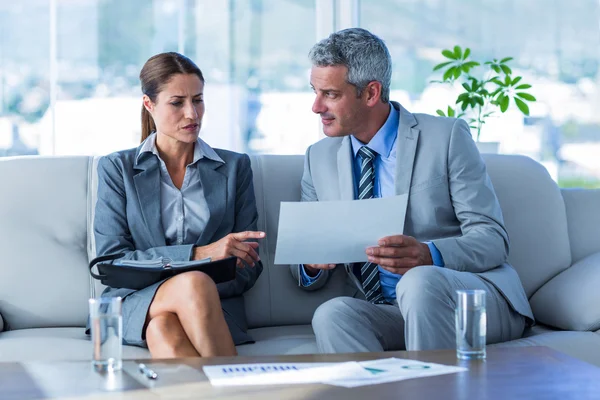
<box><xmin>303</xmin><ymin>264</ymin><xmax>336</xmax><ymax>277</ymax></box>
<box><xmin>193</xmin><ymin>231</ymin><xmax>265</xmax><ymax>267</ymax></box>
<box><xmin>366</xmin><ymin>234</ymin><xmax>433</xmax><ymax>275</ymax></box>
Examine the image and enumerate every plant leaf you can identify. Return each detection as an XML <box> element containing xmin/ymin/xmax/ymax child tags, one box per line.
<box><xmin>492</xmin><ymin>65</ymin><xmax>501</xmax><ymax>73</ymax></box>
<box><xmin>436</xmin><ymin>109</ymin><xmax>446</xmax><ymax>117</ymax></box>
<box><xmin>433</xmin><ymin>61</ymin><xmax>453</xmax><ymax>71</ymax></box>
<box><xmin>462</xmin><ymin>82</ymin><xmax>471</xmax><ymax>91</ymax></box>
<box><xmin>442</xmin><ymin>49</ymin><xmax>456</xmax><ymax>59</ymax></box>
<box><xmin>443</xmin><ymin>66</ymin><xmax>455</xmax><ymax>81</ymax></box>
<box><xmin>464</xmin><ymin>61</ymin><xmax>480</xmax><ymax>68</ymax></box>
<box><xmin>453</xmin><ymin>67</ymin><xmax>461</xmax><ymax>79</ymax></box>
<box><xmin>511</xmin><ymin>76</ymin><xmax>522</xmax><ymax>85</ymax></box>
<box><xmin>463</xmin><ymin>48</ymin><xmax>471</xmax><ymax>60</ymax></box>
<box><xmin>454</xmin><ymin>45</ymin><xmax>462</xmax><ymax>59</ymax></box>
<box><xmin>501</xmin><ymin>65</ymin><xmax>512</xmax><ymax>75</ymax></box>
<box><xmin>447</xmin><ymin>106</ymin><xmax>455</xmax><ymax>117</ymax></box>
<box><xmin>516</xmin><ymin>92</ymin><xmax>537</xmax><ymax>101</ymax></box>
<box><xmin>514</xmin><ymin>97</ymin><xmax>530</xmax><ymax>115</ymax></box>
<box><xmin>500</xmin><ymin>57</ymin><xmax>513</xmax><ymax>63</ymax></box>
<box><xmin>500</xmin><ymin>95</ymin><xmax>510</xmax><ymax>112</ymax></box>
<box><xmin>515</xmin><ymin>84</ymin><xmax>532</xmax><ymax>90</ymax></box>
<box><xmin>457</xmin><ymin>93</ymin><xmax>470</xmax><ymax>103</ymax></box>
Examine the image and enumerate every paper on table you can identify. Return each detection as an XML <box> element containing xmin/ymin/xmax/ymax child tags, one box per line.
<box><xmin>202</xmin><ymin>358</ymin><xmax>467</xmax><ymax>388</ymax></box>
<box><xmin>203</xmin><ymin>362</ymin><xmax>370</xmax><ymax>386</ymax></box>
<box><xmin>326</xmin><ymin>358</ymin><xmax>468</xmax><ymax>388</ymax></box>
<box><xmin>274</xmin><ymin>195</ymin><xmax>407</xmax><ymax>264</ymax></box>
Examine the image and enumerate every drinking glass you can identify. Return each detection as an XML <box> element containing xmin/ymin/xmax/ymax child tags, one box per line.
<box><xmin>89</xmin><ymin>297</ymin><xmax>123</xmax><ymax>372</ymax></box>
<box><xmin>455</xmin><ymin>289</ymin><xmax>486</xmax><ymax>360</ymax></box>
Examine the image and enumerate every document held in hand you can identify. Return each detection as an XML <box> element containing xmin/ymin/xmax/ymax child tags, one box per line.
<box><xmin>274</xmin><ymin>195</ymin><xmax>407</xmax><ymax>264</ymax></box>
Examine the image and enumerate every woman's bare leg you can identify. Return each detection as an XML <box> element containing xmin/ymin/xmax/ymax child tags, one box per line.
<box><xmin>145</xmin><ymin>312</ymin><xmax>199</xmax><ymax>358</ymax></box>
<box><xmin>146</xmin><ymin>271</ymin><xmax>236</xmax><ymax>357</ymax></box>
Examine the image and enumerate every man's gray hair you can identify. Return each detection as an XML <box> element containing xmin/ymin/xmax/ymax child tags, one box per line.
<box><xmin>309</xmin><ymin>28</ymin><xmax>392</xmax><ymax>103</ymax></box>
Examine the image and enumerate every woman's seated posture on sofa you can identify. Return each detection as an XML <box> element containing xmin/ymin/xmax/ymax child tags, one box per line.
<box><xmin>91</xmin><ymin>52</ymin><xmax>264</xmax><ymax>358</ymax></box>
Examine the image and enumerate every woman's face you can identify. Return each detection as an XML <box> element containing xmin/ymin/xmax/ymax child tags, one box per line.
<box><xmin>144</xmin><ymin>73</ymin><xmax>205</xmax><ymax>144</ymax></box>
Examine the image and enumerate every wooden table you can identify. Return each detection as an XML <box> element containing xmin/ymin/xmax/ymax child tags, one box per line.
<box><xmin>2</xmin><ymin>347</ymin><xmax>599</xmax><ymax>399</ymax></box>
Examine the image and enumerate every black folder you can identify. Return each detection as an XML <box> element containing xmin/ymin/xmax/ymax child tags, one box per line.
<box><xmin>89</xmin><ymin>253</ymin><xmax>237</xmax><ymax>290</ymax></box>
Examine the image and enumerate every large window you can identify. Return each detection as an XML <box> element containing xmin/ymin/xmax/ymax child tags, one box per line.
<box><xmin>361</xmin><ymin>0</ymin><xmax>600</xmax><ymax>188</ymax></box>
<box><xmin>0</xmin><ymin>0</ymin><xmax>317</xmax><ymax>157</ymax></box>
<box><xmin>1</xmin><ymin>0</ymin><xmax>600</xmax><ymax>188</ymax></box>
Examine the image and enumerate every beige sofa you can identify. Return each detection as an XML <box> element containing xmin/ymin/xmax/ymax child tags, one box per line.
<box><xmin>0</xmin><ymin>154</ymin><xmax>599</xmax><ymax>365</ymax></box>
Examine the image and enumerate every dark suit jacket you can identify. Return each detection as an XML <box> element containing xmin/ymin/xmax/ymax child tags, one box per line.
<box><xmin>94</xmin><ymin>144</ymin><xmax>262</xmax><ymax>345</ymax></box>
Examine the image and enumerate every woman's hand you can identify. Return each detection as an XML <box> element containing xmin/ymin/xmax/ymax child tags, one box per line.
<box><xmin>193</xmin><ymin>231</ymin><xmax>266</xmax><ymax>267</ymax></box>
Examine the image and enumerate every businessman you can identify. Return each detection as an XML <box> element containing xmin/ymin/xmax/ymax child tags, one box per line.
<box><xmin>291</xmin><ymin>28</ymin><xmax>534</xmax><ymax>353</ymax></box>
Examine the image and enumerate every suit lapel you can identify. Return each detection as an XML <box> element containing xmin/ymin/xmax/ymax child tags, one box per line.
<box><xmin>394</xmin><ymin>102</ymin><xmax>420</xmax><ymax>197</ymax></box>
<box><xmin>196</xmin><ymin>159</ymin><xmax>227</xmax><ymax>246</ymax></box>
<box><xmin>336</xmin><ymin>136</ymin><xmax>355</xmax><ymax>200</ymax></box>
<box><xmin>133</xmin><ymin>155</ymin><xmax>166</xmax><ymax>246</ymax></box>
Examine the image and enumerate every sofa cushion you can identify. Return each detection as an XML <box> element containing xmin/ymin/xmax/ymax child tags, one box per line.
<box><xmin>561</xmin><ymin>188</ymin><xmax>600</xmax><ymax>264</ymax></box>
<box><xmin>0</xmin><ymin>156</ymin><xmax>92</xmax><ymax>330</ymax></box>
<box><xmin>245</xmin><ymin>155</ymin><xmax>352</xmax><ymax>328</ymax></box>
<box><xmin>492</xmin><ymin>331</ymin><xmax>600</xmax><ymax>367</ymax></box>
<box><xmin>238</xmin><ymin>325</ymin><xmax>318</xmax><ymax>356</ymax></box>
<box><xmin>0</xmin><ymin>328</ymin><xmax>150</xmax><ymax>362</ymax></box>
<box><xmin>529</xmin><ymin>252</ymin><xmax>600</xmax><ymax>331</ymax></box>
<box><xmin>482</xmin><ymin>154</ymin><xmax>572</xmax><ymax>298</ymax></box>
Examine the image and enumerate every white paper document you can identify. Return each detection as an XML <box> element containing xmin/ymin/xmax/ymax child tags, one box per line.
<box><xmin>202</xmin><ymin>358</ymin><xmax>467</xmax><ymax>388</ymax></box>
<box><xmin>274</xmin><ymin>195</ymin><xmax>407</xmax><ymax>264</ymax></box>
<box><xmin>203</xmin><ymin>362</ymin><xmax>369</xmax><ymax>386</ymax></box>
<box><xmin>326</xmin><ymin>358</ymin><xmax>467</xmax><ymax>388</ymax></box>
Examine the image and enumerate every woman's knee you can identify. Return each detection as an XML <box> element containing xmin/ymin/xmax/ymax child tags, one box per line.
<box><xmin>146</xmin><ymin>312</ymin><xmax>184</xmax><ymax>350</ymax></box>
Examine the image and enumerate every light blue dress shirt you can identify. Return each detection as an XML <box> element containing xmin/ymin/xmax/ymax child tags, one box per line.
<box><xmin>301</xmin><ymin>104</ymin><xmax>445</xmax><ymax>301</ymax></box>
<box><xmin>136</xmin><ymin>133</ymin><xmax>224</xmax><ymax>245</ymax></box>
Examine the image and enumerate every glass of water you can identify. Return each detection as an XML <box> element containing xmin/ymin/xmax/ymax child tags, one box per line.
<box><xmin>455</xmin><ymin>290</ymin><xmax>486</xmax><ymax>360</ymax></box>
<box><xmin>89</xmin><ymin>297</ymin><xmax>123</xmax><ymax>372</ymax></box>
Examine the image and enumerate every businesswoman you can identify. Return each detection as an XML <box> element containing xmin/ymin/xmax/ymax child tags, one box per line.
<box><xmin>93</xmin><ymin>52</ymin><xmax>264</xmax><ymax>358</ymax></box>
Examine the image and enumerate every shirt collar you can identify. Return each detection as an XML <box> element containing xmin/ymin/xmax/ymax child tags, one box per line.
<box><xmin>137</xmin><ymin>132</ymin><xmax>224</xmax><ymax>165</ymax></box>
<box><xmin>350</xmin><ymin>103</ymin><xmax>398</xmax><ymax>159</ymax></box>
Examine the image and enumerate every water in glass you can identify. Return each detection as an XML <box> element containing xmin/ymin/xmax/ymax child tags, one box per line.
<box><xmin>89</xmin><ymin>297</ymin><xmax>123</xmax><ymax>372</ymax></box>
<box><xmin>455</xmin><ymin>290</ymin><xmax>486</xmax><ymax>360</ymax></box>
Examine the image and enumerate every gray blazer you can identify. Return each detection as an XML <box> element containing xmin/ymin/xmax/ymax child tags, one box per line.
<box><xmin>291</xmin><ymin>102</ymin><xmax>534</xmax><ymax>322</ymax></box>
<box><xmin>94</xmin><ymin>145</ymin><xmax>263</xmax><ymax>345</ymax></box>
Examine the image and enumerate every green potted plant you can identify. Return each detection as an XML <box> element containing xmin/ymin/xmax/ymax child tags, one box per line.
<box><xmin>432</xmin><ymin>45</ymin><xmax>537</xmax><ymax>152</ymax></box>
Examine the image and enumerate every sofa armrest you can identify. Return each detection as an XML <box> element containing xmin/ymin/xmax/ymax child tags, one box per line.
<box><xmin>530</xmin><ymin>251</ymin><xmax>600</xmax><ymax>331</ymax></box>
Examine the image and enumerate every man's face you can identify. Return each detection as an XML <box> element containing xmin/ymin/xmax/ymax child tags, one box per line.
<box><xmin>310</xmin><ymin>65</ymin><xmax>367</xmax><ymax>138</ymax></box>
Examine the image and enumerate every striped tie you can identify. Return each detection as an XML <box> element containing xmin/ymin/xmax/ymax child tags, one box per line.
<box><xmin>357</xmin><ymin>146</ymin><xmax>386</xmax><ymax>304</ymax></box>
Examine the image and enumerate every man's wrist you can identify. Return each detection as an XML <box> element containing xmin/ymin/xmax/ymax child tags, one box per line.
<box><xmin>421</xmin><ymin>242</ymin><xmax>433</xmax><ymax>265</ymax></box>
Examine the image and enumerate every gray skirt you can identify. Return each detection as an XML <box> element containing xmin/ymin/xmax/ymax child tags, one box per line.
<box><xmin>88</xmin><ymin>279</ymin><xmax>252</xmax><ymax>348</ymax></box>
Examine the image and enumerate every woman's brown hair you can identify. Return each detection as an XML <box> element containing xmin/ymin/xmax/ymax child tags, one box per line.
<box><xmin>139</xmin><ymin>52</ymin><xmax>205</xmax><ymax>142</ymax></box>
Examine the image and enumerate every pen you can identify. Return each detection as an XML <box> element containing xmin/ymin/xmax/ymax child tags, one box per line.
<box><xmin>138</xmin><ymin>363</ymin><xmax>158</xmax><ymax>380</ymax></box>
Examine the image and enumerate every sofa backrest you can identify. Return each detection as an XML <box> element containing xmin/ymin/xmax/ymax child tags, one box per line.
<box><xmin>0</xmin><ymin>156</ymin><xmax>92</xmax><ymax>330</ymax></box>
<box><xmin>0</xmin><ymin>153</ymin><xmax>585</xmax><ymax>331</ymax></box>
<box><xmin>561</xmin><ymin>188</ymin><xmax>600</xmax><ymax>264</ymax></box>
<box><xmin>481</xmin><ymin>154</ymin><xmax>572</xmax><ymax>298</ymax></box>
<box><xmin>245</xmin><ymin>155</ymin><xmax>350</xmax><ymax>328</ymax></box>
